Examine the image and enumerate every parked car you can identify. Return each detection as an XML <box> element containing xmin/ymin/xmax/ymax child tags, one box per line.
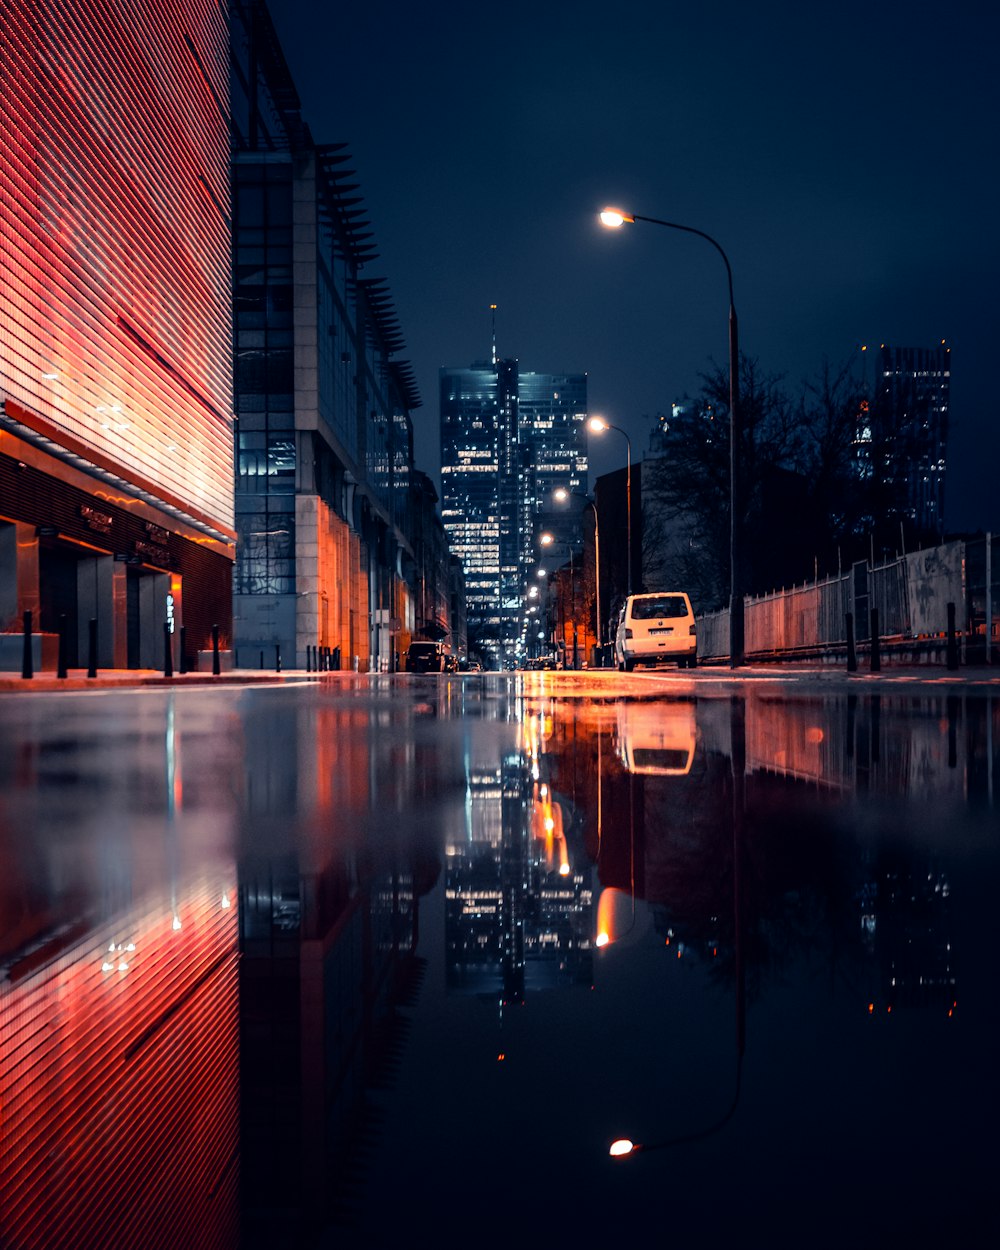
<box><xmin>406</xmin><ymin>641</ymin><xmax>446</xmax><ymax>672</ymax></box>
<box><xmin>614</xmin><ymin>592</ymin><xmax>697</xmax><ymax>671</ymax></box>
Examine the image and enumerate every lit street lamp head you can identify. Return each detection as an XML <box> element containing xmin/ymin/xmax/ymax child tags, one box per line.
<box><xmin>587</xmin><ymin>415</ymin><xmax>609</xmax><ymax>434</ymax></box>
<box><xmin>599</xmin><ymin>208</ymin><xmax>634</xmax><ymax>228</ymax></box>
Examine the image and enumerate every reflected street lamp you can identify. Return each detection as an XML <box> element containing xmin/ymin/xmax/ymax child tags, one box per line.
<box><xmin>599</xmin><ymin>207</ymin><xmax>743</xmax><ymax>667</ymax></box>
<box><xmin>587</xmin><ymin>416</ymin><xmax>631</xmax><ymax>598</ymax></box>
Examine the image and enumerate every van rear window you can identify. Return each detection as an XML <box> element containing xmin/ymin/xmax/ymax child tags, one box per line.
<box><xmin>632</xmin><ymin>596</ymin><xmax>688</xmax><ymax>620</ymax></box>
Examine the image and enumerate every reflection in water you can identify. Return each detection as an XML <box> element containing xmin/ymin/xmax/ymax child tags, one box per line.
<box><xmin>0</xmin><ymin>681</ymin><xmax>997</xmax><ymax>1244</ymax></box>
<box><xmin>0</xmin><ymin>696</ymin><xmax>240</xmax><ymax>1250</ymax></box>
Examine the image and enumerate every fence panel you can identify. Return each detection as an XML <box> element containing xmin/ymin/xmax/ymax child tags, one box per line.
<box><xmin>695</xmin><ymin>540</ymin><xmax>970</xmax><ymax>662</ymax></box>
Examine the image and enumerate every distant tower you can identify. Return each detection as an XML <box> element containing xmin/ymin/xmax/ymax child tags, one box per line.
<box><xmin>440</xmin><ymin>311</ymin><xmax>587</xmax><ymax>665</ymax></box>
<box><xmin>870</xmin><ymin>343</ymin><xmax>951</xmax><ymax>540</ymax></box>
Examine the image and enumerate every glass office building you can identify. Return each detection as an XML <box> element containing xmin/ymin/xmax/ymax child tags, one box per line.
<box><xmin>230</xmin><ymin>1</ymin><xmax>422</xmax><ymax>670</ymax></box>
<box><xmin>440</xmin><ymin>357</ymin><xmax>587</xmax><ymax>667</ymax></box>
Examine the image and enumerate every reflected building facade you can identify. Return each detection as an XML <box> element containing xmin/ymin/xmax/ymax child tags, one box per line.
<box><xmin>444</xmin><ymin>711</ymin><xmax>595</xmax><ymax>1000</ymax></box>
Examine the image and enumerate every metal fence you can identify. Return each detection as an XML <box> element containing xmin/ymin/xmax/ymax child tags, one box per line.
<box><xmin>698</xmin><ymin>535</ymin><xmax>997</xmax><ymax>664</ymax></box>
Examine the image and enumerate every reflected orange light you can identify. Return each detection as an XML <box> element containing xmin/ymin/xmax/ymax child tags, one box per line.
<box><xmin>595</xmin><ymin>887</ymin><xmax>632</xmax><ymax>947</ymax></box>
<box><xmin>805</xmin><ymin>727</ymin><xmax>824</xmax><ymax>745</ymax></box>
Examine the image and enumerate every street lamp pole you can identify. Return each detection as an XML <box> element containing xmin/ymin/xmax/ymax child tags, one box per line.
<box><xmin>599</xmin><ymin>208</ymin><xmax>743</xmax><ymax>667</ymax></box>
<box><xmin>540</xmin><ymin>531</ymin><xmax>578</xmax><ymax>669</ymax></box>
<box><xmin>587</xmin><ymin>418</ymin><xmax>632</xmax><ymax>599</ymax></box>
<box><xmin>554</xmin><ymin>488</ymin><xmax>602</xmax><ymax>652</ymax></box>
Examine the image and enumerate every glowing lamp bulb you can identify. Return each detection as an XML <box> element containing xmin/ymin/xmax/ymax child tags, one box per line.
<box><xmin>609</xmin><ymin>1138</ymin><xmax>636</xmax><ymax>1157</ymax></box>
<box><xmin>600</xmin><ymin>209</ymin><xmax>630</xmax><ymax>228</ymax></box>
<box><xmin>595</xmin><ymin>932</ymin><xmax>610</xmax><ymax>947</ymax></box>
<box><xmin>559</xmin><ymin>862</ymin><xmax>571</xmax><ymax>876</ymax></box>
<box><xmin>588</xmin><ymin>416</ymin><xmax>609</xmax><ymax>433</ymax></box>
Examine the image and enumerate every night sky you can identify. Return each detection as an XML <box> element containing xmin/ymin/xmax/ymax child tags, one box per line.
<box><xmin>268</xmin><ymin>0</ymin><xmax>999</xmax><ymax>533</ymax></box>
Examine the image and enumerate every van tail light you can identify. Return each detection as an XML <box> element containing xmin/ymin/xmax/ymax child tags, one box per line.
<box><xmin>689</xmin><ymin>624</ymin><xmax>697</xmax><ymax>636</ymax></box>
<box><xmin>625</xmin><ymin>628</ymin><xmax>633</xmax><ymax>639</ymax></box>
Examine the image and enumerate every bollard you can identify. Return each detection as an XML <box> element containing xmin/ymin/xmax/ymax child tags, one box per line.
<box><xmin>869</xmin><ymin>608</ymin><xmax>881</xmax><ymax>672</ymax></box>
<box><xmin>947</xmin><ymin>694</ymin><xmax>959</xmax><ymax>767</ymax></box>
<box><xmin>306</xmin><ymin>645</ymin><xmax>312</xmax><ymax>673</ymax></box>
<box><xmin>88</xmin><ymin>618</ymin><xmax>98</xmax><ymax>678</ymax></box>
<box><xmin>946</xmin><ymin>601</ymin><xmax>959</xmax><ymax>670</ymax></box>
<box><xmin>179</xmin><ymin>625</ymin><xmax>187</xmax><ymax>675</ymax></box>
<box><xmin>260</xmin><ymin>650</ymin><xmax>264</xmax><ymax>670</ymax></box>
<box><xmin>845</xmin><ymin>612</ymin><xmax>857</xmax><ymax>673</ymax></box>
<box><xmin>57</xmin><ymin>613</ymin><xmax>68</xmax><ymax>678</ymax></box>
<box><xmin>163</xmin><ymin>622</ymin><xmax>173</xmax><ymax>678</ymax></box>
<box><xmin>333</xmin><ymin>646</ymin><xmax>341</xmax><ymax>671</ymax></box>
<box><xmin>276</xmin><ymin>643</ymin><xmax>281</xmax><ymax>673</ymax></box>
<box><xmin>212</xmin><ymin>624</ymin><xmax>221</xmax><ymax>675</ymax></box>
<box><xmin>22</xmin><ymin>609</ymin><xmax>33</xmax><ymax>679</ymax></box>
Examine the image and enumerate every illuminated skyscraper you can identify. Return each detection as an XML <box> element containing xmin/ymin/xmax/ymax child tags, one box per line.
<box><xmin>856</xmin><ymin>343</ymin><xmax>951</xmax><ymax>542</ymax></box>
<box><xmin>1</xmin><ymin>0</ymin><xmax>235</xmax><ymax>670</ymax></box>
<box><xmin>440</xmin><ymin>352</ymin><xmax>587</xmax><ymax>666</ymax></box>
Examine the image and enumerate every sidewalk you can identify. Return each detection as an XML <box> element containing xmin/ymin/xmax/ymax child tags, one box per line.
<box><xmin>1</xmin><ymin>662</ymin><xmax>998</xmax><ymax>693</ymax></box>
<box><xmin>0</xmin><ymin>667</ymin><xmax>336</xmax><ymax>692</ymax></box>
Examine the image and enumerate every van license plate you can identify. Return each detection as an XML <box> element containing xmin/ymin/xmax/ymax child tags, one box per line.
<box><xmin>649</xmin><ymin>628</ymin><xmax>673</xmax><ymax>635</ymax></box>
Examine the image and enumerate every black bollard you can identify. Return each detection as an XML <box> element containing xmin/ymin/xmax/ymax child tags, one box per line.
<box><xmin>163</xmin><ymin>622</ymin><xmax>173</xmax><ymax>678</ymax></box>
<box><xmin>57</xmin><ymin>613</ymin><xmax>68</xmax><ymax>678</ymax></box>
<box><xmin>260</xmin><ymin>650</ymin><xmax>264</xmax><ymax>670</ymax></box>
<box><xmin>212</xmin><ymin>624</ymin><xmax>221</xmax><ymax>675</ymax></box>
<box><xmin>22</xmin><ymin>609</ymin><xmax>33</xmax><ymax>679</ymax></box>
<box><xmin>179</xmin><ymin>625</ymin><xmax>187</xmax><ymax>675</ymax></box>
<box><xmin>946</xmin><ymin>601</ymin><xmax>959</xmax><ymax>670</ymax></box>
<box><xmin>845</xmin><ymin>611</ymin><xmax>857</xmax><ymax>673</ymax></box>
<box><xmin>306</xmin><ymin>645</ymin><xmax>312</xmax><ymax>672</ymax></box>
<box><xmin>869</xmin><ymin>608</ymin><xmax>881</xmax><ymax>673</ymax></box>
<box><xmin>87</xmin><ymin>618</ymin><xmax>98</xmax><ymax>678</ymax></box>
<box><xmin>276</xmin><ymin>643</ymin><xmax>281</xmax><ymax>673</ymax></box>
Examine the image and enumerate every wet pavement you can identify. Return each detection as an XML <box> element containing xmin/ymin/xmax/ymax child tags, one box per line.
<box><xmin>0</xmin><ymin>670</ymin><xmax>997</xmax><ymax>1248</ymax></box>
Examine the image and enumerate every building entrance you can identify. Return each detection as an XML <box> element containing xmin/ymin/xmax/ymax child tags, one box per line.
<box><xmin>39</xmin><ymin>544</ymin><xmax>82</xmax><ymax>667</ymax></box>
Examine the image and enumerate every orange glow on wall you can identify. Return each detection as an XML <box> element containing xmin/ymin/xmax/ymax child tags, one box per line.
<box><xmin>0</xmin><ymin>0</ymin><xmax>234</xmax><ymax>532</ymax></box>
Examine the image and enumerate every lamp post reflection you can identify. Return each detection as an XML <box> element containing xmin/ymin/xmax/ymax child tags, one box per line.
<box><xmin>608</xmin><ymin>695</ymin><xmax>747</xmax><ymax>1158</ymax></box>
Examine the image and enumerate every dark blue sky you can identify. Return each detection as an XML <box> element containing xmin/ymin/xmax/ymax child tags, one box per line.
<box><xmin>269</xmin><ymin>0</ymin><xmax>999</xmax><ymax>533</ymax></box>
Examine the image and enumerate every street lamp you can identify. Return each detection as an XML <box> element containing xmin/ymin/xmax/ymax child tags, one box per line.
<box><xmin>553</xmin><ymin>487</ymin><xmax>602</xmax><ymax>653</ymax></box>
<box><xmin>599</xmin><ymin>207</ymin><xmax>743</xmax><ymax>667</ymax></box>
<box><xmin>540</xmin><ymin>531</ymin><xmax>577</xmax><ymax>669</ymax></box>
<box><xmin>587</xmin><ymin>416</ymin><xmax>631</xmax><ymax>598</ymax></box>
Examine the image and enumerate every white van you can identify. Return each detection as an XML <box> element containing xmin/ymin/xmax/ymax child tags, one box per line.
<box><xmin>614</xmin><ymin>592</ymin><xmax>697</xmax><ymax>670</ymax></box>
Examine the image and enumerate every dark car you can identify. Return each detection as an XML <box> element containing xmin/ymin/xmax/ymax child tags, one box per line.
<box><xmin>406</xmin><ymin>641</ymin><xmax>445</xmax><ymax>672</ymax></box>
